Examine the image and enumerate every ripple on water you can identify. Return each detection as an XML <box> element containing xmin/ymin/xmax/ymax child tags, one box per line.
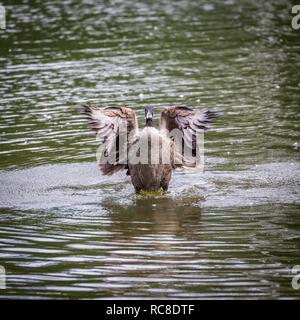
<box><xmin>0</xmin><ymin>0</ymin><xmax>299</xmax><ymax>299</ymax></box>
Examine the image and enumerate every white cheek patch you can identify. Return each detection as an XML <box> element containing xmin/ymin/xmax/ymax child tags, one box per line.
<box><xmin>146</xmin><ymin>111</ymin><xmax>152</xmax><ymax>119</ymax></box>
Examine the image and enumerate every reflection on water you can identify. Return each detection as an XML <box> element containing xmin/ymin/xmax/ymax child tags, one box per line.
<box><xmin>103</xmin><ymin>196</ymin><xmax>203</xmax><ymax>238</ymax></box>
<box><xmin>0</xmin><ymin>198</ymin><xmax>299</xmax><ymax>299</ymax></box>
<box><xmin>0</xmin><ymin>0</ymin><xmax>299</xmax><ymax>299</ymax></box>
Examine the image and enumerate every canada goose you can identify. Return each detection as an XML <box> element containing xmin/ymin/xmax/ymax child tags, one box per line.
<box><xmin>83</xmin><ymin>105</ymin><xmax>216</xmax><ymax>193</ymax></box>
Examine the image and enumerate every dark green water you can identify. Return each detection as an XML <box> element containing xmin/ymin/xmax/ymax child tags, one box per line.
<box><xmin>0</xmin><ymin>0</ymin><xmax>299</xmax><ymax>299</ymax></box>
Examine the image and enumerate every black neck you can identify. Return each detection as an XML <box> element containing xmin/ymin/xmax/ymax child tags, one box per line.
<box><xmin>146</xmin><ymin>119</ymin><xmax>153</xmax><ymax>127</ymax></box>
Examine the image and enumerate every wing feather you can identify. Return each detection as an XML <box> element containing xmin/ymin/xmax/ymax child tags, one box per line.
<box><xmin>82</xmin><ymin>105</ymin><xmax>138</xmax><ymax>175</ymax></box>
<box><xmin>160</xmin><ymin>106</ymin><xmax>217</xmax><ymax>168</ymax></box>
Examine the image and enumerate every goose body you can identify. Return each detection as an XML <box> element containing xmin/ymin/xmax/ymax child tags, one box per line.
<box><xmin>128</xmin><ymin>126</ymin><xmax>173</xmax><ymax>192</ymax></box>
<box><xmin>83</xmin><ymin>105</ymin><xmax>216</xmax><ymax>193</ymax></box>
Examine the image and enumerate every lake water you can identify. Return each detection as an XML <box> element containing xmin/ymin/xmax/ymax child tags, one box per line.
<box><xmin>0</xmin><ymin>0</ymin><xmax>299</xmax><ymax>299</ymax></box>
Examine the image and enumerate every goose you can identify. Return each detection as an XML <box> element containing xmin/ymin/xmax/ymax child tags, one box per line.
<box><xmin>82</xmin><ymin>105</ymin><xmax>217</xmax><ymax>193</ymax></box>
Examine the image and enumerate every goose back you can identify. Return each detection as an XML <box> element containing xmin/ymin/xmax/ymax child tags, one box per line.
<box><xmin>128</xmin><ymin>126</ymin><xmax>174</xmax><ymax>192</ymax></box>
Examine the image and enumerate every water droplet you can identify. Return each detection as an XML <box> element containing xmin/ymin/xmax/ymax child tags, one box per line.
<box><xmin>203</xmin><ymin>3</ymin><xmax>214</xmax><ymax>11</ymax></box>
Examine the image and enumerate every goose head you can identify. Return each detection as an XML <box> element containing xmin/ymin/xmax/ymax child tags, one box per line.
<box><xmin>144</xmin><ymin>106</ymin><xmax>154</xmax><ymax>127</ymax></box>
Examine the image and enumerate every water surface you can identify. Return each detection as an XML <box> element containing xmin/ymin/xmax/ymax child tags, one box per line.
<box><xmin>0</xmin><ymin>0</ymin><xmax>299</xmax><ymax>299</ymax></box>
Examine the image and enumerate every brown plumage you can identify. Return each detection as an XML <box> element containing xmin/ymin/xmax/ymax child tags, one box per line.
<box><xmin>82</xmin><ymin>105</ymin><xmax>217</xmax><ymax>193</ymax></box>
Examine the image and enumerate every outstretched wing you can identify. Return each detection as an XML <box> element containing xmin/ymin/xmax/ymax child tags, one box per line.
<box><xmin>160</xmin><ymin>106</ymin><xmax>217</xmax><ymax>168</ymax></box>
<box><xmin>82</xmin><ymin>105</ymin><xmax>138</xmax><ymax>175</ymax></box>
